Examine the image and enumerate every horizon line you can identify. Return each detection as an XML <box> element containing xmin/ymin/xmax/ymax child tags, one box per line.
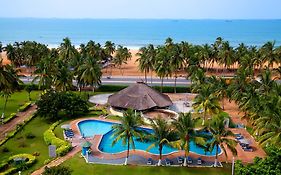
<box><xmin>0</xmin><ymin>17</ymin><xmax>281</xmax><ymax>20</ymax></box>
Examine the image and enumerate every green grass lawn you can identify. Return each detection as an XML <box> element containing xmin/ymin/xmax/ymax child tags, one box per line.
<box><xmin>0</xmin><ymin>116</ymin><xmax>52</xmax><ymax>174</ymax></box>
<box><xmin>62</xmin><ymin>154</ymin><xmax>231</xmax><ymax>175</ymax></box>
<box><xmin>0</xmin><ymin>90</ymin><xmax>42</xmax><ymax>118</ymax></box>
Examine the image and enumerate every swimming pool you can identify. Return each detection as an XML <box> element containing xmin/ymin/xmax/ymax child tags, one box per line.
<box><xmin>78</xmin><ymin>120</ymin><xmax>221</xmax><ymax>156</ymax></box>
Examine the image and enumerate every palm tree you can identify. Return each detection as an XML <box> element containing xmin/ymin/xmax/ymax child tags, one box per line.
<box><xmin>0</xmin><ymin>64</ymin><xmax>20</xmax><ymax>120</ymax></box>
<box><xmin>146</xmin><ymin>117</ymin><xmax>175</xmax><ymax>166</ymax></box>
<box><xmin>104</xmin><ymin>41</ymin><xmax>116</xmax><ymax>75</ymax></box>
<box><xmin>192</xmin><ymin>84</ymin><xmax>222</xmax><ymax>125</ymax></box>
<box><xmin>136</xmin><ymin>47</ymin><xmax>150</xmax><ymax>83</ymax></box>
<box><xmin>52</xmin><ymin>59</ymin><xmax>73</xmax><ymax>91</ymax></box>
<box><xmin>146</xmin><ymin>44</ymin><xmax>157</xmax><ymax>84</ymax></box>
<box><xmin>154</xmin><ymin>47</ymin><xmax>172</xmax><ymax>92</ymax></box>
<box><xmin>77</xmin><ymin>56</ymin><xmax>102</xmax><ymax>91</ymax></box>
<box><xmin>260</xmin><ymin>41</ymin><xmax>278</xmax><ymax>69</ymax></box>
<box><xmin>209</xmin><ymin>113</ymin><xmax>237</xmax><ymax>167</ymax></box>
<box><xmin>170</xmin><ymin>43</ymin><xmax>184</xmax><ymax>93</ymax></box>
<box><xmin>58</xmin><ymin>37</ymin><xmax>77</xmax><ymax>63</ymax></box>
<box><xmin>114</xmin><ymin>46</ymin><xmax>132</xmax><ymax>75</ymax></box>
<box><xmin>111</xmin><ymin>109</ymin><xmax>144</xmax><ymax>165</ymax></box>
<box><xmin>171</xmin><ymin>113</ymin><xmax>205</xmax><ymax>166</ymax></box>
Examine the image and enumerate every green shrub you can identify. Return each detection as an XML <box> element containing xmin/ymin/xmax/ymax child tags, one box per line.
<box><xmin>0</xmin><ymin>154</ymin><xmax>36</xmax><ymax>175</ymax></box>
<box><xmin>43</xmin><ymin>121</ymin><xmax>72</xmax><ymax>157</ymax></box>
<box><xmin>18</xmin><ymin>102</ymin><xmax>32</xmax><ymax>112</ymax></box>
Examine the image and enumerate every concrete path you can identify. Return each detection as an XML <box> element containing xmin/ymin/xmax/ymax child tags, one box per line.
<box><xmin>31</xmin><ymin>146</ymin><xmax>81</xmax><ymax>175</ymax></box>
<box><xmin>0</xmin><ymin>105</ymin><xmax>37</xmax><ymax>142</ymax></box>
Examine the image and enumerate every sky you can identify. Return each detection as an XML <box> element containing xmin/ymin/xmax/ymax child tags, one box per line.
<box><xmin>0</xmin><ymin>0</ymin><xmax>281</xmax><ymax>19</ymax></box>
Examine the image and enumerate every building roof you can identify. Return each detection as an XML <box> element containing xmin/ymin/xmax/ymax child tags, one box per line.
<box><xmin>108</xmin><ymin>82</ymin><xmax>173</xmax><ymax>111</ymax></box>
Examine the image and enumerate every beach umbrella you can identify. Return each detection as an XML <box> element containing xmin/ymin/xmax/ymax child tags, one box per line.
<box><xmin>61</xmin><ymin>124</ymin><xmax>71</xmax><ymax>129</ymax></box>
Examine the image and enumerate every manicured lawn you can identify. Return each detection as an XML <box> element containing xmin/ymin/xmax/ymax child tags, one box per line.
<box><xmin>0</xmin><ymin>116</ymin><xmax>52</xmax><ymax>174</ymax></box>
<box><xmin>62</xmin><ymin>154</ymin><xmax>231</xmax><ymax>175</ymax></box>
<box><xmin>0</xmin><ymin>90</ymin><xmax>42</xmax><ymax>118</ymax></box>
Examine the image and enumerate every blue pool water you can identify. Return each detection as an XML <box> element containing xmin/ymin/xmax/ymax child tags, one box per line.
<box><xmin>78</xmin><ymin>120</ymin><xmax>220</xmax><ymax>156</ymax></box>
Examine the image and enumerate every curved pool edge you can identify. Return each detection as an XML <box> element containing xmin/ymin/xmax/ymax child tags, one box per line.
<box><xmin>70</xmin><ymin>117</ymin><xmax>224</xmax><ymax>160</ymax></box>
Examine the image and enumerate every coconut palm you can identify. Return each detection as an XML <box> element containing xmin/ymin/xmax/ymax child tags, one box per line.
<box><xmin>209</xmin><ymin>113</ymin><xmax>237</xmax><ymax>167</ymax></box>
<box><xmin>171</xmin><ymin>113</ymin><xmax>205</xmax><ymax>166</ymax></box>
<box><xmin>52</xmin><ymin>59</ymin><xmax>73</xmax><ymax>91</ymax></box>
<box><xmin>136</xmin><ymin>46</ymin><xmax>153</xmax><ymax>83</ymax></box>
<box><xmin>260</xmin><ymin>41</ymin><xmax>278</xmax><ymax>69</ymax></box>
<box><xmin>58</xmin><ymin>37</ymin><xmax>77</xmax><ymax>63</ymax></box>
<box><xmin>192</xmin><ymin>84</ymin><xmax>222</xmax><ymax>125</ymax></box>
<box><xmin>254</xmin><ymin>94</ymin><xmax>281</xmax><ymax>147</ymax></box>
<box><xmin>111</xmin><ymin>109</ymin><xmax>144</xmax><ymax>165</ymax></box>
<box><xmin>154</xmin><ymin>47</ymin><xmax>172</xmax><ymax>92</ymax></box>
<box><xmin>146</xmin><ymin>117</ymin><xmax>175</xmax><ymax>166</ymax></box>
<box><xmin>170</xmin><ymin>43</ymin><xmax>184</xmax><ymax>93</ymax></box>
<box><xmin>77</xmin><ymin>56</ymin><xmax>102</xmax><ymax>91</ymax></box>
<box><xmin>0</xmin><ymin>64</ymin><xmax>21</xmax><ymax>120</ymax></box>
<box><xmin>114</xmin><ymin>46</ymin><xmax>132</xmax><ymax>75</ymax></box>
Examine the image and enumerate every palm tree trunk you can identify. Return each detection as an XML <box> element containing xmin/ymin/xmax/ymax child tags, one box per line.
<box><xmin>150</xmin><ymin>71</ymin><xmax>153</xmax><ymax>85</ymax></box>
<box><xmin>158</xmin><ymin>145</ymin><xmax>162</xmax><ymax>166</ymax></box>
<box><xmin>125</xmin><ymin>138</ymin><xmax>130</xmax><ymax>165</ymax></box>
<box><xmin>144</xmin><ymin>70</ymin><xmax>147</xmax><ymax>83</ymax></box>
<box><xmin>2</xmin><ymin>96</ymin><xmax>8</xmax><ymax>122</ymax></box>
<box><xmin>184</xmin><ymin>151</ymin><xmax>187</xmax><ymax>166</ymax></box>
<box><xmin>214</xmin><ymin>144</ymin><xmax>218</xmax><ymax>167</ymax></box>
<box><xmin>202</xmin><ymin>112</ymin><xmax>206</xmax><ymax>126</ymax></box>
<box><xmin>161</xmin><ymin>77</ymin><xmax>164</xmax><ymax>93</ymax></box>
<box><xmin>174</xmin><ymin>71</ymin><xmax>177</xmax><ymax>93</ymax></box>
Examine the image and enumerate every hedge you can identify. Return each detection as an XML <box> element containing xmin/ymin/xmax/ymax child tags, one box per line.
<box><xmin>0</xmin><ymin>154</ymin><xmax>36</xmax><ymax>175</ymax></box>
<box><xmin>43</xmin><ymin>121</ymin><xmax>72</xmax><ymax>156</ymax></box>
<box><xmin>0</xmin><ymin>113</ymin><xmax>37</xmax><ymax>146</ymax></box>
<box><xmin>96</xmin><ymin>84</ymin><xmax>191</xmax><ymax>93</ymax></box>
<box><xmin>3</xmin><ymin>113</ymin><xmax>17</xmax><ymax>124</ymax></box>
<box><xmin>17</xmin><ymin>102</ymin><xmax>32</xmax><ymax>112</ymax></box>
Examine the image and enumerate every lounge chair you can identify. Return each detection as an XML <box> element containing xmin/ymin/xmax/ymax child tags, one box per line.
<box><xmin>165</xmin><ymin>158</ymin><xmax>172</xmax><ymax>166</ymax></box>
<box><xmin>197</xmin><ymin>158</ymin><xmax>202</xmax><ymax>165</ymax></box>
<box><xmin>147</xmin><ymin>158</ymin><xmax>153</xmax><ymax>165</ymax></box>
<box><xmin>177</xmin><ymin>156</ymin><xmax>184</xmax><ymax>164</ymax></box>
<box><xmin>187</xmin><ymin>156</ymin><xmax>193</xmax><ymax>164</ymax></box>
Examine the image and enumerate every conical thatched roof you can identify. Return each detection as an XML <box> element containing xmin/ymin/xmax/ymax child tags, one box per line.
<box><xmin>108</xmin><ymin>82</ymin><xmax>172</xmax><ymax>111</ymax></box>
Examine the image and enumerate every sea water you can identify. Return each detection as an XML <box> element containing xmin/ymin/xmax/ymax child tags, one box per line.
<box><xmin>0</xmin><ymin>18</ymin><xmax>281</xmax><ymax>48</ymax></box>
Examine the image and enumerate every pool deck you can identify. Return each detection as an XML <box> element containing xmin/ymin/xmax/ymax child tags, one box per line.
<box><xmin>70</xmin><ymin>117</ymin><xmax>266</xmax><ymax>165</ymax></box>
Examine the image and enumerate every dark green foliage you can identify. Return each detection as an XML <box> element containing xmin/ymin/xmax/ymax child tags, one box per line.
<box><xmin>235</xmin><ymin>146</ymin><xmax>281</xmax><ymax>175</ymax></box>
<box><xmin>36</xmin><ymin>91</ymin><xmax>89</xmax><ymax>120</ymax></box>
<box><xmin>43</xmin><ymin>166</ymin><xmax>72</xmax><ymax>175</ymax></box>
<box><xmin>1</xmin><ymin>147</ymin><xmax>9</xmax><ymax>153</ymax></box>
<box><xmin>96</xmin><ymin>84</ymin><xmax>191</xmax><ymax>93</ymax></box>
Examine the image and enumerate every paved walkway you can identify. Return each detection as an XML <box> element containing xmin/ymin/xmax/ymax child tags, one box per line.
<box><xmin>31</xmin><ymin>146</ymin><xmax>81</xmax><ymax>175</ymax></box>
<box><xmin>0</xmin><ymin>105</ymin><xmax>37</xmax><ymax>142</ymax></box>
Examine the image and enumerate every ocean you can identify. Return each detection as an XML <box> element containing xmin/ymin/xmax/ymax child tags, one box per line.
<box><xmin>0</xmin><ymin>18</ymin><xmax>281</xmax><ymax>48</ymax></box>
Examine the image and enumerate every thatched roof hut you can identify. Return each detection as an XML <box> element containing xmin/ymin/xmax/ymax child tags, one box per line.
<box><xmin>108</xmin><ymin>82</ymin><xmax>172</xmax><ymax>111</ymax></box>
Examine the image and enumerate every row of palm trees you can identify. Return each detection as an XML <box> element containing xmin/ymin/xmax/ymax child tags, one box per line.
<box><xmin>136</xmin><ymin>37</ymin><xmax>281</xmax><ymax>93</ymax></box>
<box><xmin>1</xmin><ymin>38</ymin><xmax>133</xmax><ymax>92</ymax></box>
<box><xmin>112</xmin><ymin>109</ymin><xmax>237</xmax><ymax>167</ymax></box>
